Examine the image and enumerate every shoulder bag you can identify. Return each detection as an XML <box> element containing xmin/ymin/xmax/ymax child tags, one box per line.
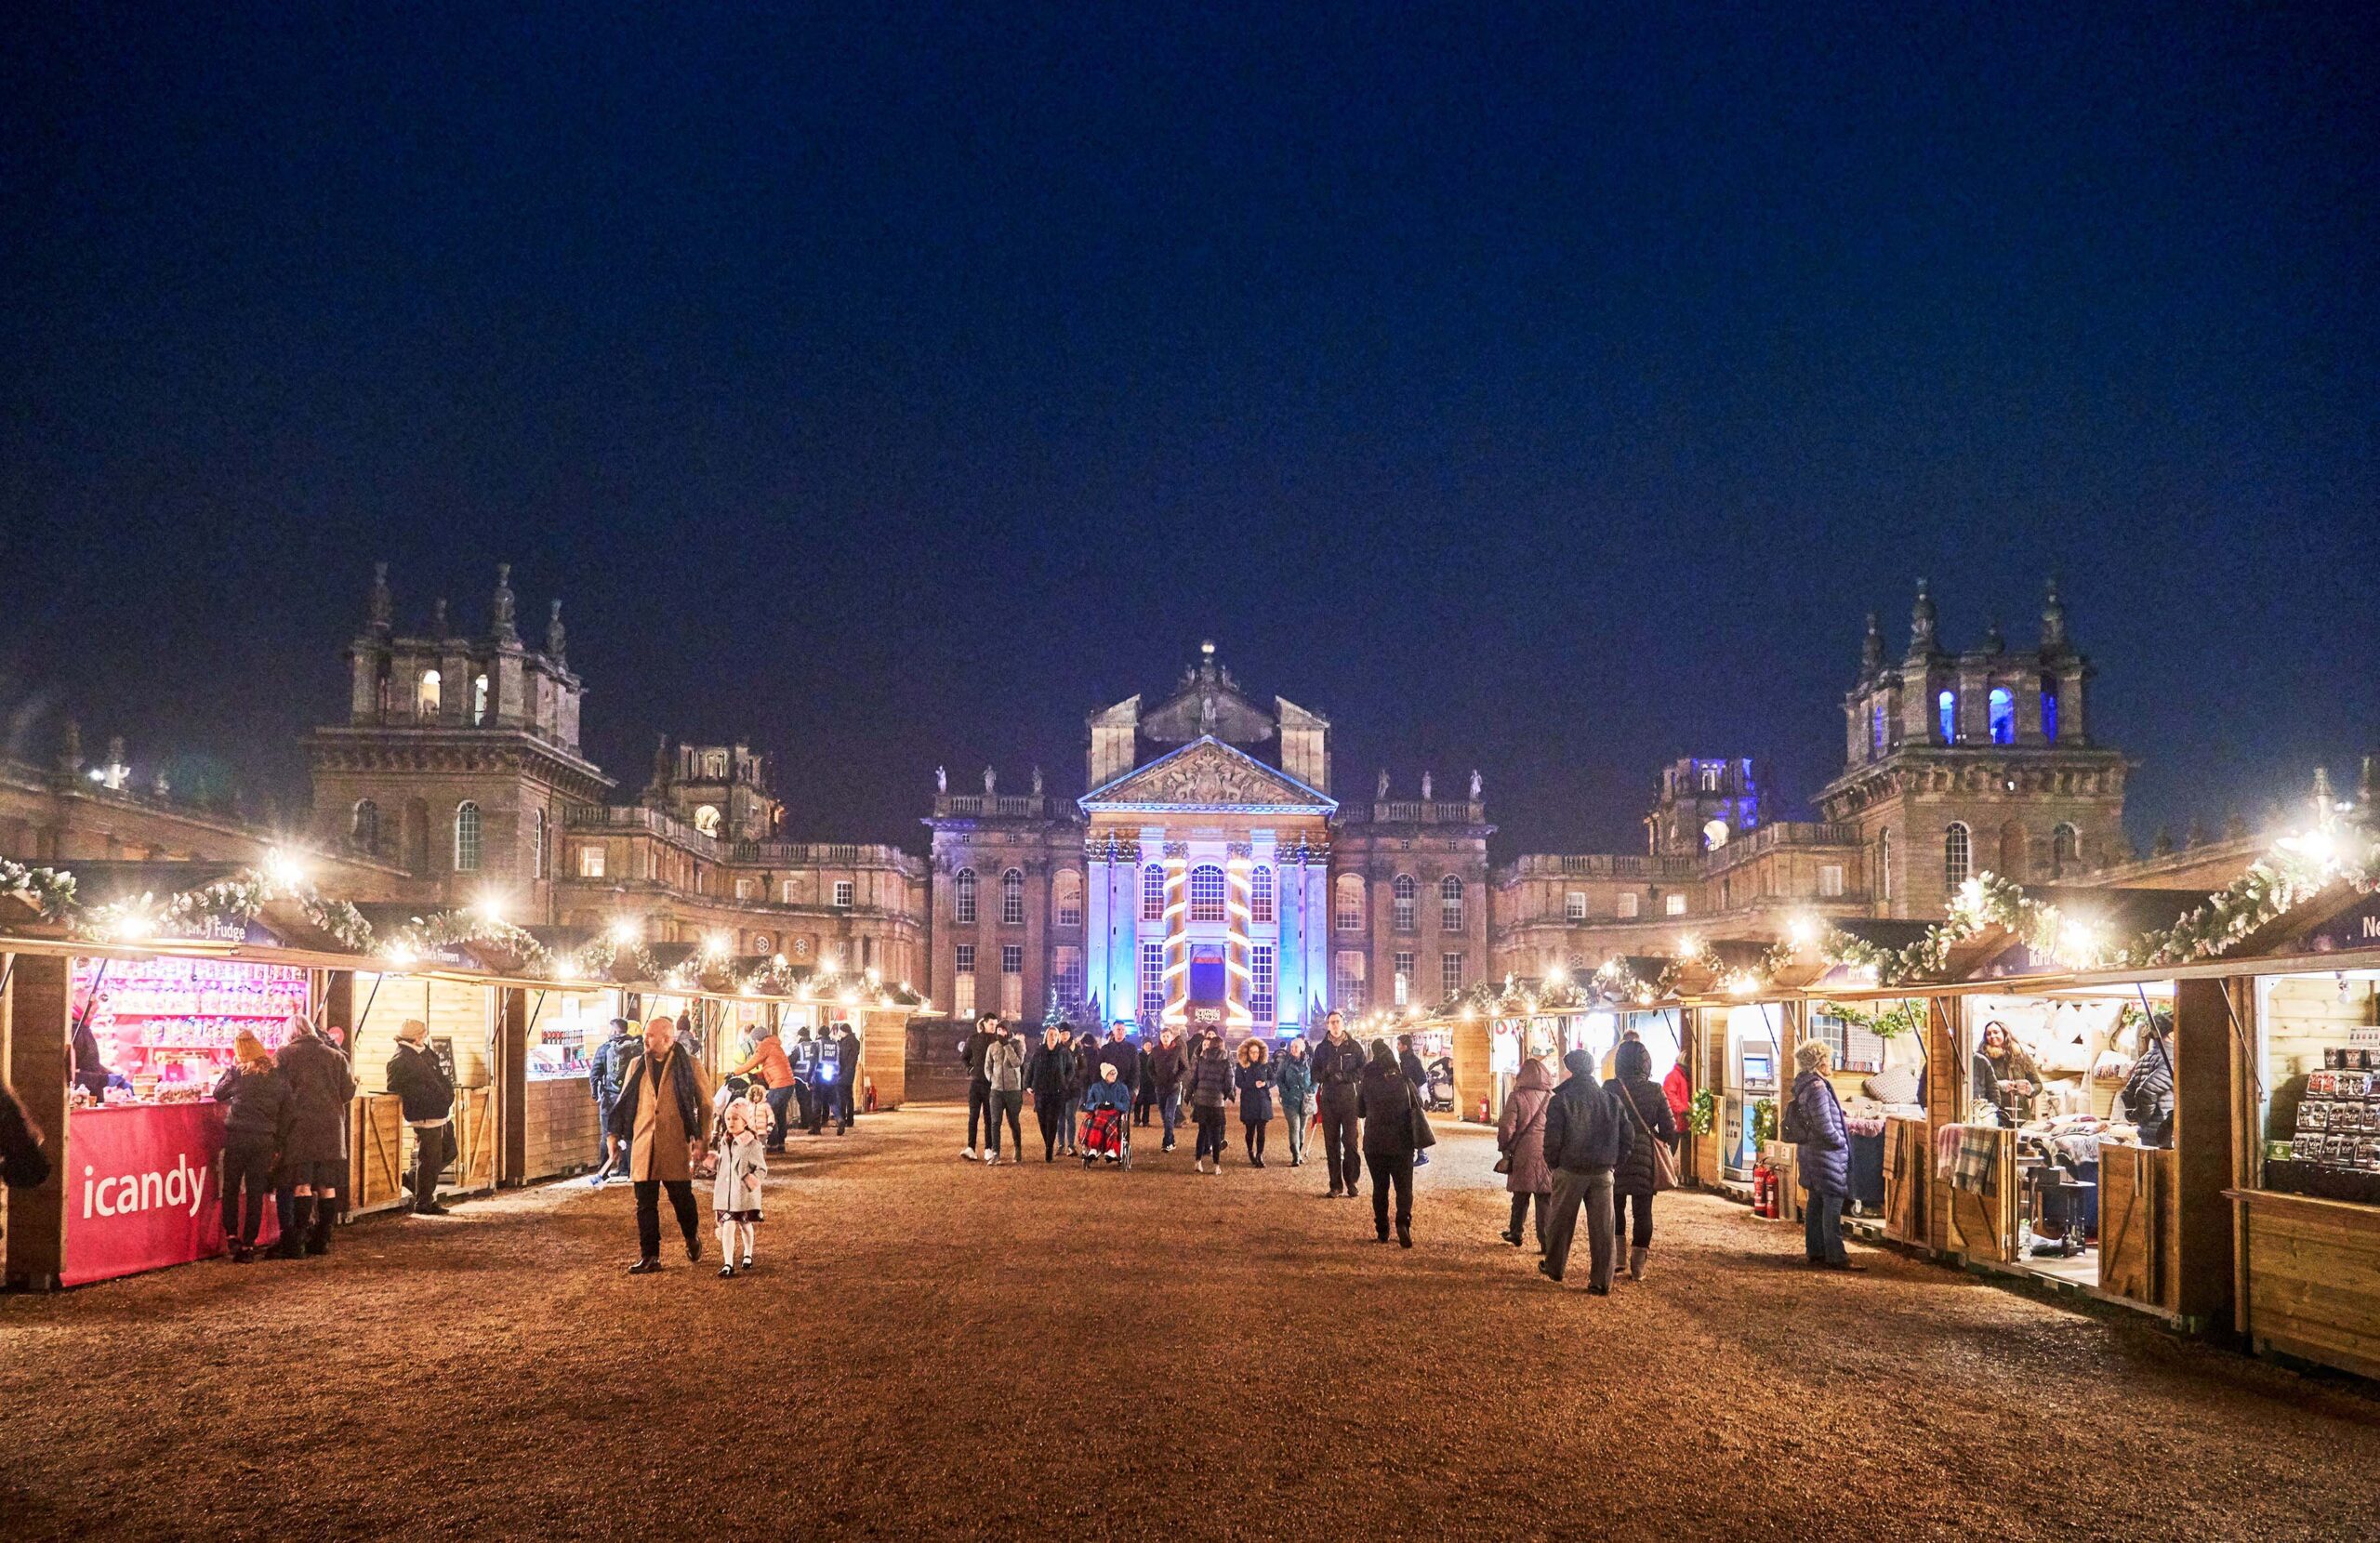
<box><xmin>1409</xmin><ymin>1085</ymin><xmax>1438</xmax><ymax>1151</ymax></box>
<box><xmin>1494</xmin><ymin>1091</ymin><xmax>1545</xmax><ymax>1175</ymax></box>
<box><xmin>1620</xmin><ymin>1085</ymin><xmax>1678</xmax><ymax>1193</ymax></box>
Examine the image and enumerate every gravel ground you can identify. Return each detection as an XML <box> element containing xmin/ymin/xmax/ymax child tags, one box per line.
<box><xmin>6</xmin><ymin>1107</ymin><xmax>2377</xmax><ymax>1542</ymax></box>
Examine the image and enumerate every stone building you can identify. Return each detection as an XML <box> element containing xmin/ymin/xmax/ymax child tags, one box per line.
<box><xmin>926</xmin><ymin>645</ymin><xmax>1493</xmax><ymax>1033</ymax></box>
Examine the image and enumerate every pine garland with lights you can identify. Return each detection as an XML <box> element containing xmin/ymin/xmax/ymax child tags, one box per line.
<box><xmin>0</xmin><ymin>857</ymin><xmax>78</xmax><ymax>919</ymax></box>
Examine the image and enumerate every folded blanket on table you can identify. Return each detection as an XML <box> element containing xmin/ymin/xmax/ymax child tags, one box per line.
<box><xmin>1950</xmin><ymin>1126</ymin><xmax>2000</xmax><ymax>1196</ymax></box>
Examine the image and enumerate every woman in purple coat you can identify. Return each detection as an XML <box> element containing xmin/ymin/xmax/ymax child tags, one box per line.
<box><xmin>1791</xmin><ymin>1039</ymin><xmax>1860</xmax><ymax>1271</ymax></box>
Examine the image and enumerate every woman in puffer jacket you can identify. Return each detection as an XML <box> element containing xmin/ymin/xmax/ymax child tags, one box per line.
<box><xmin>1184</xmin><ymin>1035</ymin><xmax>1236</xmax><ymax>1174</ymax></box>
<box><xmin>1495</xmin><ymin>1056</ymin><xmax>1555</xmax><ymax>1251</ymax></box>
<box><xmin>1791</xmin><ymin>1039</ymin><xmax>1858</xmax><ymax>1271</ymax></box>
<box><xmin>1608</xmin><ymin>1039</ymin><xmax>1678</xmax><ymax>1281</ymax></box>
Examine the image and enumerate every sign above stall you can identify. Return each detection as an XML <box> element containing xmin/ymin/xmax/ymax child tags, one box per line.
<box><xmin>2287</xmin><ymin>890</ymin><xmax>2380</xmax><ymax>956</ymax></box>
<box><xmin>1975</xmin><ymin>942</ymin><xmax>2059</xmax><ymax>979</ymax></box>
<box><xmin>158</xmin><ymin>913</ymin><xmax>286</xmax><ymax>947</ymax></box>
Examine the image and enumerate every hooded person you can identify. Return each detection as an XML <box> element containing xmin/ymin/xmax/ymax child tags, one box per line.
<box><xmin>1495</xmin><ymin>1055</ymin><xmax>1556</xmax><ymax>1251</ymax></box>
<box><xmin>1356</xmin><ymin>1039</ymin><xmax>1431</xmax><ymax>1247</ymax></box>
<box><xmin>1538</xmin><ymin>1049</ymin><xmax>1632</xmax><ymax>1293</ymax></box>
<box><xmin>1185</xmin><ymin>1032</ymin><xmax>1236</xmax><ymax>1175</ymax></box>
<box><xmin>1608</xmin><ymin>1038</ymin><xmax>1679</xmax><ymax>1281</ymax></box>
<box><xmin>386</xmin><ymin>1018</ymin><xmax>456</xmax><ymax>1219</ymax></box>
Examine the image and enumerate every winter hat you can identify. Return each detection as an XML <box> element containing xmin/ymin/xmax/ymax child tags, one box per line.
<box><xmin>1562</xmin><ymin>1049</ymin><xmax>1596</xmax><ymax>1078</ymax></box>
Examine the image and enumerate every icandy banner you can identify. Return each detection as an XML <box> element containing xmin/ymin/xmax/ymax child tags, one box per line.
<box><xmin>63</xmin><ymin>1102</ymin><xmax>268</xmax><ymax>1286</ymax></box>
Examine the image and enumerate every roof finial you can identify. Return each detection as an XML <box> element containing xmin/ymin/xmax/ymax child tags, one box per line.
<box><xmin>1860</xmin><ymin>611</ymin><xmax>1884</xmax><ymax>676</ymax></box>
<box><xmin>2041</xmin><ymin>574</ymin><xmax>2068</xmax><ymax>652</ymax></box>
<box><xmin>1906</xmin><ymin>578</ymin><xmax>1937</xmax><ymax>660</ymax></box>
<box><xmin>491</xmin><ymin>563</ymin><xmax>520</xmax><ymax>646</ymax></box>
<box><xmin>545</xmin><ymin>598</ymin><xmax>567</xmax><ymax>665</ymax></box>
<box><xmin>367</xmin><ymin>561</ymin><xmax>392</xmax><ymax>636</ymax></box>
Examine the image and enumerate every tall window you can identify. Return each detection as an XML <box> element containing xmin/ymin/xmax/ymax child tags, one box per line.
<box><xmin>1937</xmin><ymin>689</ymin><xmax>1956</xmax><ymax>743</ymax></box>
<box><xmin>1870</xmin><ymin>703</ymin><xmax>1888</xmax><ymax>756</ymax></box>
<box><xmin>1334</xmin><ymin>951</ymin><xmax>1366</xmax><ymax>1013</ymax></box>
<box><xmin>2052</xmin><ymin>823</ymin><xmax>2079</xmax><ymax>879</ymax></box>
<box><xmin>453</xmin><ymin>801</ymin><xmax>482</xmax><ymax>872</ymax></box>
<box><xmin>1441</xmin><ymin>952</ymin><xmax>1465</xmax><ymax>1000</ymax></box>
<box><xmin>1000</xmin><ymin>943</ymin><xmax>1024</xmax><ymax>1019</ymax></box>
<box><xmin>351</xmin><ymin>798</ymin><xmax>379</xmax><ymax>853</ymax></box>
<box><xmin>472</xmin><ymin>673</ymin><xmax>490</xmax><ymax>726</ymax></box>
<box><xmin>1878</xmin><ymin>827</ymin><xmax>1894</xmax><ymax>903</ymax></box>
<box><xmin>1617</xmin><ymin>891</ymin><xmax>1640</xmax><ymax>918</ymax></box>
<box><xmin>1335</xmin><ymin>875</ymin><xmax>1364</xmax><ymax>932</ymax></box>
<box><xmin>1250</xmin><ymin>944</ymin><xmax>1276</xmax><ymax>1024</ymax></box>
<box><xmin>954</xmin><ymin>943</ymin><xmax>976</xmax><ymax>1018</ymax></box>
<box><xmin>835</xmin><ymin>880</ymin><xmax>854</xmax><ymax>909</ymax></box>
<box><xmin>1054</xmin><ymin>870</ymin><xmax>1082</xmax><ymax>929</ymax></box>
<box><xmin>1819</xmin><ymin>864</ymin><xmax>1845</xmax><ymax>898</ymax></box>
<box><xmin>2040</xmin><ymin>675</ymin><xmax>2060</xmax><ymax>741</ymax></box>
<box><xmin>954</xmin><ymin>867</ymin><xmax>977</xmax><ymax>924</ymax></box>
<box><xmin>1439</xmin><ymin>875</ymin><xmax>1463</xmax><ymax>931</ymax></box>
<box><xmin>1142</xmin><ymin>865</ymin><xmax>1166</xmax><ymax>922</ymax></box>
<box><xmin>1250</xmin><ymin>865</ymin><xmax>1274</xmax><ymax>923</ymax></box>
<box><xmin>1139</xmin><ymin>943</ymin><xmax>1166</xmax><ymax>1018</ymax></box>
<box><xmin>1988</xmin><ymin>687</ymin><xmax>2015</xmax><ymax>745</ymax></box>
<box><xmin>1392</xmin><ymin>874</ymin><xmax>1417</xmax><ymax>932</ymax></box>
<box><xmin>1000</xmin><ymin>867</ymin><xmax>1025</xmax><ymax>925</ymax></box>
<box><xmin>533</xmin><ymin>809</ymin><xmax>549</xmax><ymax>878</ymax></box>
<box><xmin>1052</xmin><ymin>945</ymin><xmax>1084</xmax><ymax>1010</ymax></box>
<box><xmin>1189</xmin><ymin>864</ymin><xmax>1226</xmax><ymax>922</ymax></box>
<box><xmin>416</xmin><ymin>669</ymin><xmax>442</xmax><ymax>719</ymax></box>
<box><xmin>1394</xmin><ymin>951</ymin><xmax>1414</xmax><ymax>1007</ymax></box>
<box><xmin>781</xmin><ymin>878</ymin><xmax>798</xmax><ymax>903</ymax></box>
<box><xmin>1944</xmin><ymin>823</ymin><xmax>1972</xmax><ymax>890</ymax></box>
<box><xmin>579</xmin><ymin>844</ymin><xmax>606</xmax><ymax>879</ymax></box>
<box><xmin>1565</xmin><ymin>891</ymin><xmax>1586</xmax><ymax>922</ymax></box>
<box><xmin>1664</xmin><ymin>892</ymin><xmax>1686</xmax><ymax>917</ymax></box>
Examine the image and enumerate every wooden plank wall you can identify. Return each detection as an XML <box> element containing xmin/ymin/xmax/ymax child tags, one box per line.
<box><xmin>1452</xmin><ymin>1014</ymin><xmax>1491</xmax><ymax>1123</ymax></box>
<box><xmin>2242</xmin><ymin>1194</ymin><xmax>2380</xmax><ymax>1381</ymax></box>
<box><xmin>521</xmin><ymin>1076</ymin><xmax>601</xmax><ymax>1181</ymax></box>
<box><xmin>858</xmin><ymin>1009</ymin><xmax>906</xmax><ymax>1110</ymax></box>
<box><xmin>2174</xmin><ymin>976</ymin><xmax>2241</xmax><ymax>1327</ymax></box>
<box><xmin>3</xmin><ymin>953</ymin><xmax>70</xmax><ymax>1287</ymax></box>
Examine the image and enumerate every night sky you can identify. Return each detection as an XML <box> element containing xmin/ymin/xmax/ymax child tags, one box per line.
<box><xmin>4</xmin><ymin>6</ymin><xmax>2373</xmax><ymax>855</ymax></box>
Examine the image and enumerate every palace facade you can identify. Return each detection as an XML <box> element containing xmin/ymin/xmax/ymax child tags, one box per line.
<box><xmin>6</xmin><ymin>564</ymin><xmax>2276</xmax><ymax>1029</ymax></box>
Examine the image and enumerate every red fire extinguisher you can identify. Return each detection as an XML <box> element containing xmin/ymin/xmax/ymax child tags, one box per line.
<box><xmin>1477</xmin><ymin>1096</ymin><xmax>1490</xmax><ymax>1124</ymax></box>
<box><xmin>1752</xmin><ymin>1161</ymin><xmax>1777</xmax><ymax>1218</ymax></box>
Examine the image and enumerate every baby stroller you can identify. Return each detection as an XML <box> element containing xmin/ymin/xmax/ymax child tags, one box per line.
<box><xmin>1078</xmin><ymin>1106</ymin><xmax>1131</xmax><ymax>1168</ymax></box>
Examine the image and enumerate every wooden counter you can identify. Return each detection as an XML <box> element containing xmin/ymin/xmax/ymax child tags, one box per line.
<box><xmin>2228</xmin><ymin>1187</ymin><xmax>2380</xmax><ymax>1382</ymax></box>
<box><xmin>2100</xmin><ymin>1141</ymin><xmax>2179</xmax><ymax>1313</ymax></box>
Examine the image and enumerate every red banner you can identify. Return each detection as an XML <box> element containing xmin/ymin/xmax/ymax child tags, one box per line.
<box><xmin>64</xmin><ymin>1102</ymin><xmax>277</xmax><ymax>1286</ymax></box>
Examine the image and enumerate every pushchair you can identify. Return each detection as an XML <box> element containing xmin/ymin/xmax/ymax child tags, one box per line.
<box><xmin>1078</xmin><ymin>1106</ymin><xmax>1131</xmax><ymax>1168</ymax></box>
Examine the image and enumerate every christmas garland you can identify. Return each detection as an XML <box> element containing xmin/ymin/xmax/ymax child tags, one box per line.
<box><xmin>1686</xmin><ymin>1087</ymin><xmax>1716</xmax><ymax>1137</ymax></box>
<box><xmin>1812</xmin><ymin>997</ymin><xmax>1927</xmax><ymax>1040</ymax></box>
<box><xmin>1</xmin><ymin>858</ymin><xmax>78</xmax><ymax>918</ymax></box>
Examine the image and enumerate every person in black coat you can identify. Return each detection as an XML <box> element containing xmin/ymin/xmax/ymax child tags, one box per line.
<box><xmin>387</xmin><ymin>1020</ymin><xmax>457</xmax><ymax>1219</ymax></box>
<box><xmin>1396</xmin><ymin>1035</ymin><xmax>1433</xmax><ymax>1167</ymax></box>
<box><xmin>2121</xmin><ymin>1014</ymin><xmax>2176</xmax><ymax>1148</ymax></box>
<box><xmin>588</xmin><ymin>1018</ymin><xmax>638</xmax><ymax>1182</ymax></box>
<box><xmin>1310</xmin><ymin>1013</ymin><xmax>1368</xmax><ymax>1198</ymax></box>
<box><xmin>211</xmin><ymin>1032</ymin><xmax>293</xmax><ymax>1261</ymax></box>
<box><xmin>961</xmin><ymin>1018</ymin><xmax>998</xmax><ymax>1159</ymax></box>
<box><xmin>832</xmin><ymin>1023</ymin><xmax>863</xmax><ymax>1133</ymax></box>
<box><xmin>1234</xmin><ymin>1039</ymin><xmax>1276</xmax><ymax>1167</ymax></box>
<box><xmin>1145</xmin><ymin>1028</ymin><xmax>1189</xmax><ymax>1151</ymax></box>
<box><xmin>273</xmin><ymin>1020</ymin><xmax>358</xmax><ymax>1259</ymax></box>
<box><xmin>1538</xmin><ymin>1049</ymin><xmax>1633</xmax><ymax>1293</ymax></box>
<box><xmin>1607</xmin><ymin>1039</ymin><xmax>1678</xmax><ymax>1282</ymax></box>
<box><xmin>0</xmin><ymin>1079</ymin><xmax>48</xmax><ymax>1192</ymax></box>
<box><xmin>1025</xmin><ymin>1025</ymin><xmax>1077</xmax><ymax>1162</ymax></box>
<box><xmin>1356</xmin><ymin>1041</ymin><xmax>1428</xmax><ymax>1246</ymax></box>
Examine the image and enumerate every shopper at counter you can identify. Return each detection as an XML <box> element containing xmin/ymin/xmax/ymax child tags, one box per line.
<box><xmin>274</xmin><ymin>1017</ymin><xmax>358</xmax><ymax>1259</ymax></box>
<box><xmin>70</xmin><ymin>1018</ymin><xmax>113</xmax><ymax>1100</ymax></box>
<box><xmin>588</xmin><ymin>1018</ymin><xmax>638</xmax><ymax>1184</ymax></box>
<box><xmin>613</xmin><ymin>1016</ymin><xmax>714</xmax><ymax>1273</ymax></box>
<box><xmin>729</xmin><ymin>1025</ymin><xmax>799</xmax><ymax>1153</ymax></box>
<box><xmin>1789</xmin><ymin>1039</ymin><xmax>1859</xmax><ymax>1272</ymax></box>
<box><xmin>0</xmin><ymin>1081</ymin><xmax>47</xmax><ymax>1191</ymax></box>
<box><xmin>211</xmin><ymin>1032</ymin><xmax>292</xmax><ymax>1263</ymax></box>
<box><xmin>388</xmin><ymin>1020</ymin><xmax>456</xmax><ymax>1219</ymax></box>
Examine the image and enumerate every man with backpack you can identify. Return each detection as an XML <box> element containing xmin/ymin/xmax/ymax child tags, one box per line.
<box><xmin>1538</xmin><ymin>1049</ymin><xmax>1633</xmax><ymax>1294</ymax></box>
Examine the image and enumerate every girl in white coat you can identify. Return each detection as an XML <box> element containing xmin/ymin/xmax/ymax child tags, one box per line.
<box><xmin>712</xmin><ymin>1098</ymin><xmax>767</xmax><ymax>1277</ymax></box>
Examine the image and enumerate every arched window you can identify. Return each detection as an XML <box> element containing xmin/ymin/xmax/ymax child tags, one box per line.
<box><xmin>1937</xmin><ymin>689</ymin><xmax>1956</xmax><ymax>743</ymax></box>
<box><xmin>1988</xmin><ymin>687</ymin><xmax>2015</xmax><ymax>745</ymax></box>
<box><xmin>1189</xmin><ymin>864</ymin><xmax>1226</xmax><ymax>923</ymax></box>
<box><xmin>1000</xmin><ymin>867</ymin><xmax>1025</xmax><ymax>925</ymax></box>
<box><xmin>954</xmin><ymin>867</ymin><xmax>978</xmax><ymax>925</ymax></box>
<box><xmin>1392</xmin><ymin>874</ymin><xmax>1417</xmax><ymax>932</ymax></box>
<box><xmin>416</xmin><ymin>669</ymin><xmax>442</xmax><ymax>719</ymax></box>
<box><xmin>1053</xmin><ymin>869</ymin><xmax>1083</xmax><ymax>929</ymax></box>
<box><xmin>694</xmin><ymin>804</ymin><xmax>721</xmax><ymax>837</ymax></box>
<box><xmin>1142</xmin><ymin>864</ymin><xmax>1166</xmax><ymax>923</ymax></box>
<box><xmin>1702</xmin><ymin>818</ymin><xmax>1730</xmax><ymax>851</ymax></box>
<box><xmin>1943</xmin><ymin>823</ymin><xmax>1971</xmax><ymax>890</ymax></box>
<box><xmin>2040</xmin><ymin>674</ymin><xmax>2060</xmax><ymax>742</ymax></box>
<box><xmin>351</xmin><ymin>798</ymin><xmax>380</xmax><ymax>854</ymax></box>
<box><xmin>1250</xmin><ymin>865</ymin><xmax>1274</xmax><ymax>924</ymax></box>
<box><xmin>1439</xmin><ymin>875</ymin><xmax>1464</xmax><ymax>931</ymax></box>
<box><xmin>1335</xmin><ymin>874</ymin><xmax>1365</xmax><ymax>933</ymax></box>
<box><xmin>2052</xmin><ymin>823</ymin><xmax>2079</xmax><ymax>879</ymax></box>
<box><xmin>472</xmin><ymin>673</ymin><xmax>490</xmax><ymax>726</ymax></box>
<box><xmin>454</xmin><ymin>801</ymin><xmax>482</xmax><ymax>872</ymax></box>
<box><xmin>1877</xmin><ymin>827</ymin><xmax>1894</xmax><ymax>904</ymax></box>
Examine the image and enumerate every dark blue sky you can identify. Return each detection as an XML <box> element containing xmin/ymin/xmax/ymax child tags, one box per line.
<box><xmin>3</xmin><ymin>5</ymin><xmax>2373</xmax><ymax>853</ymax></box>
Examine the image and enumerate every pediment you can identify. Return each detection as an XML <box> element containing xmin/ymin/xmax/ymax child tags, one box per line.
<box><xmin>1081</xmin><ymin>737</ymin><xmax>1335</xmax><ymax>814</ymax></box>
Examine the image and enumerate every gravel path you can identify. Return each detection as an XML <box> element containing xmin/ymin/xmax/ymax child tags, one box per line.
<box><xmin>5</xmin><ymin>1107</ymin><xmax>2376</xmax><ymax>1541</ymax></box>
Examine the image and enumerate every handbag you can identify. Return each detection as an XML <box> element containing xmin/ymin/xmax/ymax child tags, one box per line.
<box><xmin>1620</xmin><ymin>1085</ymin><xmax>1678</xmax><ymax>1193</ymax></box>
<box><xmin>1409</xmin><ymin>1087</ymin><xmax>1438</xmax><ymax>1151</ymax></box>
<box><xmin>1493</xmin><ymin>1089</ymin><xmax>1546</xmax><ymax>1175</ymax></box>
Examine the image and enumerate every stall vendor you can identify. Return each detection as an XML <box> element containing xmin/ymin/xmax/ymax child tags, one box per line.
<box><xmin>70</xmin><ymin>1018</ymin><xmax>115</xmax><ymax>1099</ymax></box>
<box><xmin>1973</xmin><ymin>1021</ymin><xmax>2043</xmax><ymax>1125</ymax></box>
<box><xmin>2119</xmin><ymin>1016</ymin><xmax>2175</xmax><ymax>1148</ymax></box>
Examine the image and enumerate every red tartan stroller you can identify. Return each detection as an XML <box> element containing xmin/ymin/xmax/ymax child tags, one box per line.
<box><xmin>1078</xmin><ymin>1106</ymin><xmax>1131</xmax><ymax>1167</ymax></box>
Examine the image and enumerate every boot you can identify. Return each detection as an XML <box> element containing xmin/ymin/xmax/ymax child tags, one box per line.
<box><xmin>1396</xmin><ymin>1222</ymin><xmax>1412</xmax><ymax>1249</ymax></box>
<box><xmin>276</xmin><ymin>1197</ymin><xmax>311</xmax><ymax>1259</ymax></box>
<box><xmin>1629</xmin><ymin>1246</ymin><xmax>1648</xmax><ymax>1281</ymax></box>
<box><xmin>306</xmin><ymin>1200</ymin><xmax>336</xmax><ymax>1256</ymax></box>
